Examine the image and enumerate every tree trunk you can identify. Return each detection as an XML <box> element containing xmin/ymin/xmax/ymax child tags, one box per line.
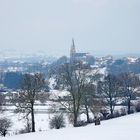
<box><xmin>73</xmin><ymin>105</ymin><xmax>78</xmax><ymax>127</ymax></box>
<box><xmin>85</xmin><ymin>101</ymin><xmax>90</xmax><ymax>123</ymax></box>
<box><xmin>3</xmin><ymin>130</ymin><xmax>6</xmax><ymax>137</ymax></box>
<box><xmin>109</xmin><ymin>99</ymin><xmax>114</xmax><ymax>118</ymax></box>
<box><xmin>73</xmin><ymin>97</ymin><xmax>78</xmax><ymax>127</ymax></box>
<box><xmin>110</xmin><ymin>106</ymin><xmax>114</xmax><ymax>118</ymax></box>
<box><xmin>73</xmin><ymin>113</ymin><xmax>78</xmax><ymax>127</ymax></box>
<box><xmin>31</xmin><ymin>103</ymin><xmax>35</xmax><ymax>132</ymax></box>
<box><xmin>127</xmin><ymin>98</ymin><xmax>131</xmax><ymax>114</ymax></box>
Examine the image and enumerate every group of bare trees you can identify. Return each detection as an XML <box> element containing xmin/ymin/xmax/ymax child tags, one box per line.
<box><xmin>53</xmin><ymin>63</ymin><xmax>93</xmax><ymax>126</ymax></box>
<box><xmin>52</xmin><ymin>63</ymin><xmax>105</xmax><ymax>126</ymax></box>
<box><xmin>98</xmin><ymin>73</ymin><xmax>140</xmax><ymax>117</ymax></box>
<box><xmin>118</xmin><ymin>73</ymin><xmax>140</xmax><ymax>114</ymax></box>
<box><xmin>1</xmin><ymin>62</ymin><xmax>140</xmax><ymax>136</ymax></box>
<box><xmin>97</xmin><ymin>74</ymin><xmax>120</xmax><ymax>118</ymax></box>
<box><xmin>52</xmin><ymin>62</ymin><xmax>140</xmax><ymax>126</ymax></box>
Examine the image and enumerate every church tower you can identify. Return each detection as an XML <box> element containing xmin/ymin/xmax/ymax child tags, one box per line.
<box><xmin>70</xmin><ymin>38</ymin><xmax>76</xmax><ymax>58</ymax></box>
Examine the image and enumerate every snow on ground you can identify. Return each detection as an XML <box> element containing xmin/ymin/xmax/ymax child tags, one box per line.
<box><xmin>3</xmin><ymin>109</ymin><xmax>71</xmax><ymax>135</ymax></box>
<box><xmin>49</xmin><ymin>90</ymin><xmax>70</xmax><ymax>100</ymax></box>
<box><xmin>99</xmin><ymin>67</ymin><xmax>107</xmax><ymax>75</ymax></box>
<box><xmin>1</xmin><ymin>113</ymin><xmax>140</xmax><ymax>140</ymax></box>
<box><xmin>2</xmin><ymin>101</ymin><xmax>73</xmax><ymax>135</ymax></box>
<box><xmin>125</xmin><ymin>57</ymin><xmax>138</xmax><ymax>64</ymax></box>
<box><xmin>5</xmin><ymin>101</ymin><xmax>57</xmax><ymax>111</ymax></box>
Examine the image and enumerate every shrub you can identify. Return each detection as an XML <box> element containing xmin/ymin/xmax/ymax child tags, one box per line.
<box><xmin>100</xmin><ymin>109</ymin><xmax>109</xmax><ymax>120</ymax></box>
<box><xmin>106</xmin><ymin>114</ymin><xmax>113</xmax><ymax>120</ymax></box>
<box><xmin>129</xmin><ymin>108</ymin><xmax>135</xmax><ymax>114</ymax></box>
<box><xmin>113</xmin><ymin>110</ymin><xmax>121</xmax><ymax>118</ymax></box>
<box><xmin>76</xmin><ymin>120</ymin><xmax>87</xmax><ymax>127</ymax></box>
<box><xmin>135</xmin><ymin>101</ymin><xmax>140</xmax><ymax>112</ymax></box>
<box><xmin>18</xmin><ymin>122</ymin><xmax>32</xmax><ymax>134</ymax></box>
<box><xmin>18</xmin><ymin>129</ymin><xmax>28</xmax><ymax>134</ymax></box>
<box><xmin>0</xmin><ymin>118</ymin><xmax>12</xmax><ymax>137</ymax></box>
<box><xmin>120</xmin><ymin>108</ymin><xmax>127</xmax><ymax>116</ymax></box>
<box><xmin>49</xmin><ymin>114</ymin><xmax>65</xmax><ymax>129</ymax></box>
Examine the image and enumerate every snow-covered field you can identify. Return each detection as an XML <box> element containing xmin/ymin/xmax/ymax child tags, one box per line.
<box><xmin>2</xmin><ymin>104</ymin><xmax>71</xmax><ymax>134</ymax></box>
<box><xmin>1</xmin><ymin>113</ymin><xmax>140</xmax><ymax>140</ymax></box>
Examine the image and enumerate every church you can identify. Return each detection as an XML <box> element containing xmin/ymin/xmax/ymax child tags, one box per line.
<box><xmin>70</xmin><ymin>39</ymin><xmax>89</xmax><ymax>62</ymax></box>
<box><xmin>70</xmin><ymin>39</ymin><xmax>89</xmax><ymax>63</ymax></box>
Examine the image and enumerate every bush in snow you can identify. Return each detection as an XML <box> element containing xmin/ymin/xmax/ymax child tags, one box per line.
<box><xmin>120</xmin><ymin>108</ymin><xmax>127</xmax><ymax>116</ymax></box>
<box><xmin>0</xmin><ymin>118</ymin><xmax>12</xmax><ymax>137</ymax></box>
<box><xmin>100</xmin><ymin>109</ymin><xmax>109</xmax><ymax>120</ymax></box>
<box><xmin>18</xmin><ymin>121</ymin><xmax>32</xmax><ymax>134</ymax></box>
<box><xmin>76</xmin><ymin>120</ymin><xmax>87</xmax><ymax>127</ymax></box>
<box><xmin>113</xmin><ymin>110</ymin><xmax>121</xmax><ymax>118</ymax></box>
<box><xmin>135</xmin><ymin>101</ymin><xmax>140</xmax><ymax>112</ymax></box>
<box><xmin>49</xmin><ymin>114</ymin><xmax>65</xmax><ymax>129</ymax></box>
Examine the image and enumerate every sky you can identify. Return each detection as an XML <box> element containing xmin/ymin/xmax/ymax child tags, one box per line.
<box><xmin>0</xmin><ymin>0</ymin><xmax>140</xmax><ymax>57</ymax></box>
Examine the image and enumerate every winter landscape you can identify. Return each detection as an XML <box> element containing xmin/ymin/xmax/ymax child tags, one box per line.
<box><xmin>0</xmin><ymin>0</ymin><xmax>140</xmax><ymax>140</ymax></box>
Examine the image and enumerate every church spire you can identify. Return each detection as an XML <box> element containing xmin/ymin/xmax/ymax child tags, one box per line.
<box><xmin>70</xmin><ymin>38</ymin><xmax>76</xmax><ymax>58</ymax></box>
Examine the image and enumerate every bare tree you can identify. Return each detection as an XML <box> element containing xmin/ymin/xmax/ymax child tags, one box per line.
<box><xmin>0</xmin><ymin>118</ymin><xmax>12</xmax><ymax>137</ymax></box>
<box><xmin>97</xmin><ymin>74</ymin><xmax>119</xmax><ymax>118</ymax></box>
<box><xmin>11</xmin><ymin>73</ymin><xmax>46</xmax><ymax>132</ymax></box>
<box><xmin>118</xmin><ymin>73</ymin><xmax>140</xmax><ymax>114</ymax></box>
<box><xmin>81</xmin><ymin>83</ymin><xmax>96</xmax><ymax>123</ymax></box>
<box><xmin>54</xmin><ymin>63</ymin><xmax>92</xmax><ymax>127</ymax></box>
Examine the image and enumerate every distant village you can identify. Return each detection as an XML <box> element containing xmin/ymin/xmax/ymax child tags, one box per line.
<box><xmin>0</xmin><ymin>39</ymin><xmax>139</xmax><ymax>92</ymax></box>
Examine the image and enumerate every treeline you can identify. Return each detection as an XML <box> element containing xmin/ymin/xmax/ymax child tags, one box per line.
<box><xmin>108</xmin><ymin>58</ymin><xmax>140</xmax><ymax>74</ymax></box>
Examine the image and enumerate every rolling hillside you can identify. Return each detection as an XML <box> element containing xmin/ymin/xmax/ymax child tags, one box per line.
<box><xmin>1</xmin><ymin>113</ymin><xmax>140</xmax><ymax>140</ymax></box>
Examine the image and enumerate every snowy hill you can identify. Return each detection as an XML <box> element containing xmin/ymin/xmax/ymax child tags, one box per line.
<box><xmin>1</xmin><ymin>113</ymin><xmax>140</xmax><ymax>140</ymax></box>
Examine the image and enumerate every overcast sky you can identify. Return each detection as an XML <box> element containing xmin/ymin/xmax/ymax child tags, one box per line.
<box><xmin>0</xmin><ymin>0</ymin><xmax>140</xmax><ymax>57</ymax></box>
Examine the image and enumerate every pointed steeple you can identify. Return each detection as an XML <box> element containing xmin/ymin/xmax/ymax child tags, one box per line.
<box><xmin>70</xmin><ymin>38</ymin><xmax>76</xmax><ymax>58</ymax></box>
<box><xmin>72</xmin><ymin>38</ymin><xmax>75</xmax><ymax>48</ymax></box>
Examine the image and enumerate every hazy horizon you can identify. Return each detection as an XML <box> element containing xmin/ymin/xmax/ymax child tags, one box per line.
<box><xmin>0</xmin><ymin>0</ymin><xmax>140</xmax><ymax>57</ymax></box>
